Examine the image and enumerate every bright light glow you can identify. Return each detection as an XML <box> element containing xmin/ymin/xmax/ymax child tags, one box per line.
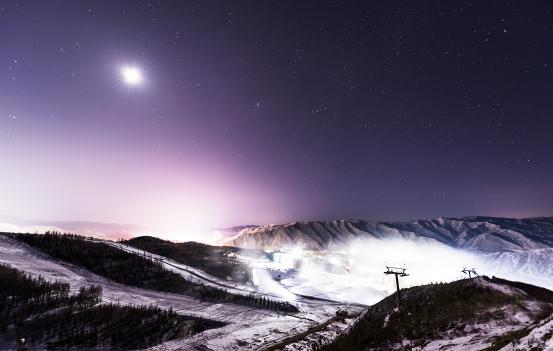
<box><xmin>328</xmin><ymin>256</ymin><xmax>342</xmax><ymax>266</ymax></box>
<box><xmin>289</xmin><ymin>246</ymin><xmax>304</xmax><ymax>260</ymax></box>
<box><xmin>251</xmin><ymin>267</ymin><xmax>296</xmax><ymax>301</ymax></box>
<box><xmin>121</xmin><ymin>66</ymin><xmax>143</xmax><ymax>86</ymax></box>
<box><xmin>238</xmin><ymin>237</ymin><xmax>553</xmax><ymax>305</ymax></box>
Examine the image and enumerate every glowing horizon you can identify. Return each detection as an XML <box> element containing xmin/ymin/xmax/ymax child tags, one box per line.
<box><xmin>1</xmin><ymin>2</ymin><xmax>552</xmax><ymax>239</ymax></box>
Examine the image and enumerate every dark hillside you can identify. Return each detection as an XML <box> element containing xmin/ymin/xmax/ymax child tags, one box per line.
<box><xmin>124</xmin><ymin>235</ymin><xmax>257</xmax><ymax>283</ymax></box>
<box><xmin>15</xmin><ymin>232</ymin><xmax>297</xmax><ymax>312</ymax></box>
<box><xmin>0</xmin><ymin>263</ymin><xmax>223</xmax><ymax>350</ymax></box>
<box><xmin>321</xmin><ymin>276</ymin><xmax>553</xmax><ymax>351</ymax></box>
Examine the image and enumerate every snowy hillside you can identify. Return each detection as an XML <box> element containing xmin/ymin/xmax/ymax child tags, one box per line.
<box><xmin>481</xmin><ymin>248</ymin><xmax>553</xmax><ymax>291</ymax></box>
<box><xmin>223</xmin><ymin>216</ymin><xmax>553</xmax><ymax>252</ymax></box>
<box><xmin>0</xmin><ymin>233</ymin><xmax>359</xmax><ymax>350</ymax></box>
<box><xmin>321</xmin><ymin>276</ymin><xmax>553</xmax><ymax>351</ymax></box>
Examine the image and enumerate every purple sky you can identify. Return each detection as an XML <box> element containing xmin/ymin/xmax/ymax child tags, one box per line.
<box><xmin>1</xmin><ymin>1</ymin><xmax>552</xmax><ymax>231</ymax></box>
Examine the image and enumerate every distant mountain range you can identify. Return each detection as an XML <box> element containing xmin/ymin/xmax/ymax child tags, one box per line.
<box><xmin>222</xmin><ymin>216</ymin><xmax>553</xmax><ymax>252</ymax></box>
<box><xmin>0</xmin><ymin>215</ymin><xmax>150</xmax><ymax>240</ymax></box>
<box><xmin>3</xmin><ymin>215</ymin><xmax>553</xmax><ymax>253</ymax></box>
<box><xmin>0</xmin><ymin>215</ymin><xmax>255</xmax><ymax>243</ymax></box>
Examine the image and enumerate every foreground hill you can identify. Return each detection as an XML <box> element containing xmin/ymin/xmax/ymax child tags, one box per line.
<box><xmin>15</xmin><ymin>232</ymin><xmax>297</xmax><ymax>312</ymax></box>
<box><xmin>0</xmin><ymin>232</ymin><xmax>349</xmax><ymax>350</ymax></box>
<box><xmin>223</xmin><ymin>216</ymin><xmax>553</xmax><ymax>252</ymax></box>
<box><xmin>0</xmin><ymin>264</ymin><xmax>222</xmax><ymax>350</ymax></box>
<box><xmin>320</xmin><ymin>276</ymin><xmax>553</xmax><ymax>351</ymax></box>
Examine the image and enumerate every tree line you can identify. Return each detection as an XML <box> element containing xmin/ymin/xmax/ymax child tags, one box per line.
<box><xmin>0</xmin><ymin>263</ymin><xmax>224</xmax><ymax>350</ymax></box>
<box><xmin>16</xmin><ymin>232</ymin><xmax>298</xmax><ymax>313</ymax></box>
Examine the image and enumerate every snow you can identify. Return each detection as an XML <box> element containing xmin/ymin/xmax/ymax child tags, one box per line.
<box><xmin>282</xmin><ymin>318</ymin><xmax>353</xmax><ymax>350</ymax></box>
<box><xmin>0</xmin><ymin>234</ymin><xmax>264</xmax><ymax>323</ymax></box>
<box><xmin>499</xmin><ymin>316</ymin><xmax>553</xmax><ymax>351</ymax></box>
<box><xmin>407</xmin><ymin>278</ymin><xmax>552</xmax><ymax>351</ymax></box>
<box><xmin>223</xmin><ymin>217</ymin><xmax>553</xmax><ymax>252</ymax></box>
<box><xmin>0</xmin><ymin>234</ymin><xmax>357</xmax><ymax>350</ymax></box>
<box><xmin>474</xmin><ymin>276</ymin><xmax>522</xmax><ymax>296</ymax></box>
<box><xmin>101</xmin><ymin>239</ymin><xmax>302</xmax><ymax>303</ymax></box>
<box><xmin>240</xmin><ymin>235</ymin><xmax>553</xmax><ymax>306</ymax></box>
<box><xmin>99</xmin><ymin>240</ymin><xmax>261</xmax><ymax>296</ymax></box>
<box><xmin>419</xmin><ymin>322</ymin><xmax>522</xmax><ymax>351</ymax></box>
<box><xmin>4</xmin><ymin>231</ymin><xmax>551</xmax><ymax>350</ymax></box>
<box><xmin>481</xmin><ymin>248</ymin><xmax>553</xmax><ymax>291</ymax></box>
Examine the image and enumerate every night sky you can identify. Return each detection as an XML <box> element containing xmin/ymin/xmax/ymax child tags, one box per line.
<box><xmin>1</xmin><ymin>1</ymin><xmax>552</xmax><ymax>231</ymax></box>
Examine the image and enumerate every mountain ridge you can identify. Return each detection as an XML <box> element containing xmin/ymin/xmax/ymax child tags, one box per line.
<box><xmin>222</xmin><ymin>216</ymin><xmax>553</xmax><ymax>252</ymax></box>
<box><xmin>321</xmin><ymin>276</ymin><xmax>553</xmax><ymax>351</ymax></box>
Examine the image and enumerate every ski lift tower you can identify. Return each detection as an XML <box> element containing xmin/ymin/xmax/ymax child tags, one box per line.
<box><xmin>461</xmin><ymin>267</ymin><xmax>478</xmax><ymax>279</ymax></box>
<box><xmin>384</xmin><ymin>266</ymin><xmax>409</xmax><ymax>308</ymax></box>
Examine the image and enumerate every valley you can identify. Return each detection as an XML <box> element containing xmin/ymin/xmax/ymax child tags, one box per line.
<box><xmin>1</xmin><ymin>216</ymin><xmax>553</xmax><ymax>350</ymax></box>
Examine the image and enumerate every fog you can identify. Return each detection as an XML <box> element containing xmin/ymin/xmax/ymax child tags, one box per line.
<box><xmin>268</xmin><ymin>237</ymin><xmax>553</xmax><ymax>305</ymax></box>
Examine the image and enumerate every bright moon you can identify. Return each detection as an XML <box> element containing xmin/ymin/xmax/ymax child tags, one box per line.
<box><xmin>121</xmin><ymin>66</ymin><xmax>143</xmax><ymax>86</ymax></box>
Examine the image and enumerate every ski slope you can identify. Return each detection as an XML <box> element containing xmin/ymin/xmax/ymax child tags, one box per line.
<box><xmin>0</xmin><ymin>234</ymin><xmax>358</xmax><ymax>350</ymax></box>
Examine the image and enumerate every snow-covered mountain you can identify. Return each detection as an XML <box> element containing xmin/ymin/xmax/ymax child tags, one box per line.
<box><xmin>223</xmin><ymin>216</ymin><xmax>553</xmax><ymax>252</ymax></box>
<box><xmin>481</xmin><ymin>248</ymin><xmax>553</xmax><ymax>289</ymax></box>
